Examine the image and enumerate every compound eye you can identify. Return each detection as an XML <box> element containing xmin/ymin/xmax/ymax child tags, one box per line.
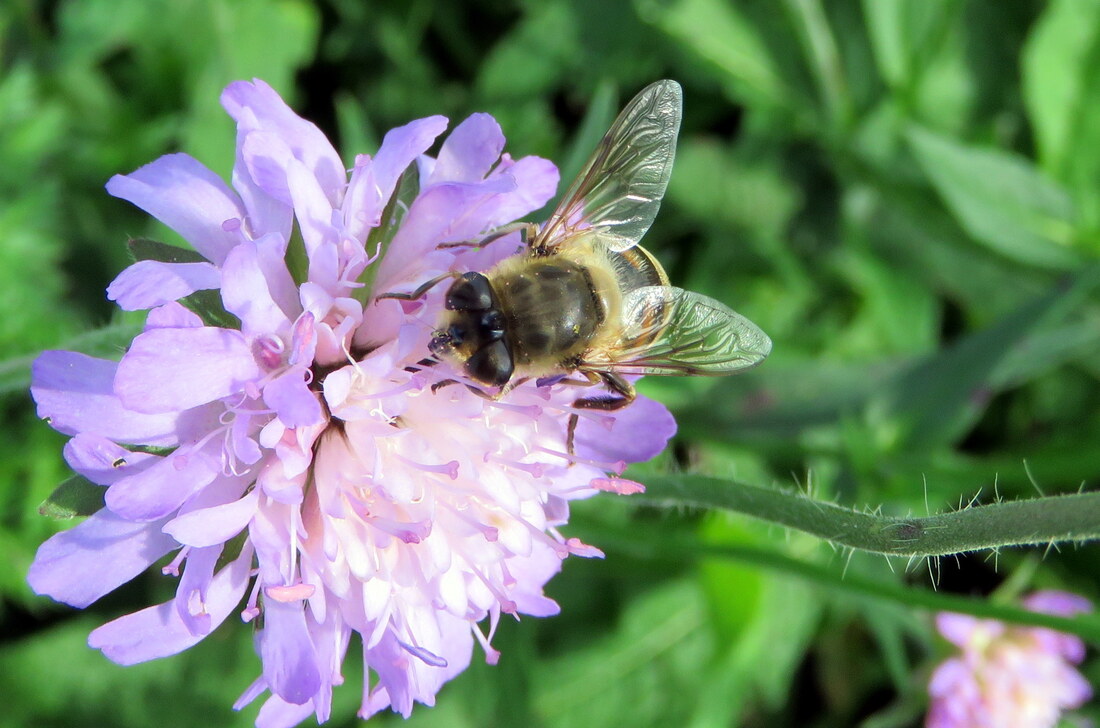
<box><xmin>465</xmin><ymin>340</ymin><xmax>514</xmax><ymax>387</ymax></box>
<box><xmin>478</xmin><ymin>310</ymin><xmax>506</xmax><ymax>342</ymax></box>
<box><xmin>445</xmin><ymin>272</ymin><xmax>494</xmax><ymax>311</ymax></box>
<box><xmin>446</xmin><ymin>323</ymin><xmax>466</xmax><ymax>344</ymax></box>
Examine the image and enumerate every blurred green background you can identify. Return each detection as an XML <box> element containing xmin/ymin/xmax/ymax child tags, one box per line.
<box><xmin>2</xmin><ymin>0</ymin><xmax>1099</xmax><ymax>726</ymax></box>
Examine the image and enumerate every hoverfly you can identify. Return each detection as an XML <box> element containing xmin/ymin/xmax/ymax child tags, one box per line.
<box><xmin>386</xmin><ymin>80</ymin><xmax>771</xmax><ymax>445</ymax></box>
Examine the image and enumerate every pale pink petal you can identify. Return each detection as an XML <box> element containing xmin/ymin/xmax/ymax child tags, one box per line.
<box><xmin>114</xmin><ymin>327</ymin><xmax>261</xmax><ymax>413</ymax></box>
<box><xmin>107</xmin><ymin>260</ymin><xmax>221</xmax><ymax>311</ymax></box>
<box><xmin>573</xmin><ymin>394</ymin><xmax>676</xmax><ymax>465</ymax></box>
<box><xmin>145</xmin><ymin>302</ymin><xmax>204</xmax><ymax>329</ymax></box>
<box><xmin>63</xmin><ymin>433</ymin><xmax>157</xmax><ymax>485</ymax></box>
<box><xmin>221</xmin><ymin>79</ymin><xmax>345</xmax><ymax>205</ymax></box>
<box><xmin>104</xmin><ymin>447</ymin><xmax>219</xmax><ymax>522</ymax></box>
<box><xmin>344</xmin><ymin>115</ymin><xmax>449</xmax><ymax>240</ymax></box>
<box><xmin>260</xmin><ymin>599</ymin><xmax>322</xmax><ymax>705</ymax></box>
<box><xmin>164</xmin><ymin>489</ymin><xmax>260</xmax><ymax>547</ymax></box>
<box><xmin>481</xmin><ymin>154</ymin><xmax>559</xmax><ymax>225</ymax></box>
<box><xmin>28</xmin><ymin>509</ymin><xmax>178</xmax><ymax>608</ymax></box>
<box><xmin>88</xmin><ymin>545</ymin><xmax>253</xmax><ymax>664</ymax></box>
<box><xmin>32</xmin><ymin>351</ymin><xmax>179</xmax><ymax>446</ymax></box>
<box><xmin>429</xmin><ymin>113</ymin><xmax>505</xmax><ymax>184</ymax></box>
<box><xmin>221</xmin><ymin>239</ymin><xmax>294</xmax><ymax>336</ymax></box>
<box><xmin>264</xmin><ymin>369</ymin><xmax>324</xmax><ymax>429</ymax></box>
<box><xmin>106</xmin><ymin>153</ymin><xmax>244</xmax><ymax>265</ymax></box>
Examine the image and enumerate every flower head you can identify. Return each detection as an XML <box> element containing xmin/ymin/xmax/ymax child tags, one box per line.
<box><xmin>28</xmin><ymin>80</ymin><xmax>675</xmax><ymax>726</ymax></box>
<box><xmin>926</xmin><ymin>590</ymin><xmax>1093</xmax><ymax>728</ymax></box>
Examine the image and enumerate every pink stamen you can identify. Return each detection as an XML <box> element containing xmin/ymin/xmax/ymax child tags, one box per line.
<box><xmin>395</xmin><ymin>454</ymin><xmax>459</xmax><ymax>480</ymax></box>
<box><xmin>590</xmin><ymin>477</ymin><xmax>646</xmax><ymax>495</ymax></box>
<box><xmin>471</xmin><ymin>623</ymin><xmax>501</xmax><ymax>666</ymax></box>
<box><xmin>484</xmin><ymin>453</ymin><xmax>544</xmax><ymax>478</ymax></box>
<box><xmin>241</xmin><ymin>573</ymin><xmax>263</xmax><ymax>623</ymax></box>
<box><xmin>534</xmin><ymin>446</ymin><xmax>626</xmax><ymax>475</ymax></box>
<box><xmin>360</xmin><ymin>512</ymin><xmax>432</xmax><ymax>544</ymax></box>
<box><xmin>264</xmin><ymin>583</ymin><xmax>317</xmax><ymax>603</ymax></box>
<box><xmin>162</xmin><ymin>547</ymin><xmax>190</xmax><ymax>577</ymax></box>
<box><xmin>565</xmin><ymin>537</ymin><xmax>605</xmax><ymax>558</ymax></box>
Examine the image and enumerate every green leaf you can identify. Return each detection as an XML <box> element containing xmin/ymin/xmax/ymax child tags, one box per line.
<box><xmin>638</xmin><ymin>0</ymin><xmax>789</xmax><ymax>109</ymax></box>
<box><xmin>1022</xmin><ymin>0</ymin><xmax>1100</xmax><ymax>228</ymax></box>
<box><xmin>862</xmin><ymin>0</ymin><xmax>955</xmax><ymax>92</ymax></box>
<box><xmin>127</xmin><ymin>237</ymin><xmax>207</xmax><ymax>264</ymax></box>
<box><xmin>906</xmin><ymin>125</ymin><xmax>1082</xmax><ymax>269</ymax></box>
<box><xmin>869</xmin><ymin>265</ymin><xmax>1100</xmax><ymax>449</ymax></box>
<box><xmin>38</xmin><ymin>474</ymin><xmax>105</xmax><ymax>519</ymax></box>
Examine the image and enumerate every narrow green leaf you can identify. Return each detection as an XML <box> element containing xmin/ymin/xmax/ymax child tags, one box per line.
<box><xmin>638</xmin><ymin>0</ymin><xmax>789</xmax><ymax>108</ymax></box>
<box><xmin>862</xmin><ymin>0</ymin><xmax>955</xmax><ymax>93</ymax></box>
<box><xmin>127</xmin><ymin>237</ymin><xmax>207</xmax><ymax>265</ymax></box>
<box><xmin>179</xmin><ymin>289</ymin><xmax>240</xmax><ymax>330</ymax></box>
<box><xmin>906</xmin><ymin>125</ymin><xmax>1082</xmax><ymax>269</ymax></box>
<box><xmin>1021</xmin><ymin>0</ymin><xmax>1100</xmax><ymax>179</ymax></box>
<box><xmin>870</xmin><ymin>265</ymin><xmax>1100</xmax><ymax>449</ymax></box>
<box><xmin>38</xmin><ymin>474</ymin><xmax>105</xmax><ymax>519</ymax></box>
<box><xmin>1022</xmin><ymin>0</ymin><xmax>1100</xmax><ymax>229</ymax></box>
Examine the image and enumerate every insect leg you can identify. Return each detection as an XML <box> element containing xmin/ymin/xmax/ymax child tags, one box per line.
<box><xmin>375</xmin><ymin>272</ymin><xmax>459</xmax><ymax>302</ymax></box>
<box><xmin>437</xmin><ymin>222</ymin><xmax>538</xmax><ymax>250</ymax></box>
<box><xmin>571</xmin><ymin>370</ymin><xmax>636</xmax><ymax>411</ymax></box>
<box><xmin>567</xmin><ymin>371</ymin><xmax>631</xmax><ymax>457</ymax></box>
<box><xmin>567</xmin><ymin>413</ymin><xmax>580</xmax><ymax>456</ymax></box>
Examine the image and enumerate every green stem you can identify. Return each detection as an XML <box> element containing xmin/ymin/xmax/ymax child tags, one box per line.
<box><xmin>639</xmin><ymin>474</ymin><xmax>1100</xmax><ymax>556</ymax></box>
<box><xmin>581</xmin><ymin>524</ymin><xmax>1100</xmax><ymax>643</ymax></box>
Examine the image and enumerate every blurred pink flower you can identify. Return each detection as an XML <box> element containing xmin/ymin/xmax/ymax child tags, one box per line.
<box><xmin>927</xmin><ymin>590</ymin><xmax>1093</xmax><ymax>728</ymax></box>
<box><xmin>28</xmin><ymin>79</ymin><xmax>675</xmax><ymax>727</ymax></box>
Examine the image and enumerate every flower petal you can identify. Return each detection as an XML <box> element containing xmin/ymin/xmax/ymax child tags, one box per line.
<box><xmin>107</xmin><ymin>260</ymin><xmax>221</xmax><ymax>311</ymax></box>
<box><xmin>260</xmin><ymin>599</ymin><xmax>323</xmax><ymax>705</ymax></box>
<box><xmin>221</xmin><ymin>239</ymin><xmax>294</xmax><ymax>336</ymax></box>
<box><xmin>88</xmin><ymin>544</ymin><xmax>253</xmax><ymax>664</ymax></box>
<box><xmin>174</xmin><ymin>544</ymin><xmax>222</xmax><ymax>636</ymax></box>
<box><xmin>105</xmin><ymin>447</ymin><xmax>219</xmax><ymax>522</ymax></box>
<box><xmin>28</xmin><ymin>509</ymin><xmax>178</xmax><ymax>608</ymax></box>
<box><xmin>31</xmin><ymin>351</ymin><xmax>179</xmax><ymax>446</ymax></box>
<box><xmin>63</xmin><ymin>433</ymin><xmax>157</xmax><ymax>485</ymax></box>
<box><xmin>105</xmin><ymin>153</ymin><xmax>244</xmax><ymax>265</ymax></box>
<box><xmin>482</xmin><ymin>154</ymin><xmax>559</xmax><ymax>225</ymax></box>
<box><xmin>429</xmin><ymin>113</ymin><xmax>505</xmax><ymax>184</ymax></box>
<box><xmin>265</xmin><ymin>369</ymin><xmax>324</xmax><ymax>429</ymax></box>
<box><xmin>221</xmin><ymin>79</ymin><xmax>346</xmax><ymax>206</ymax></box>
<box><xmin>114</xmin><ymin>327</ymin><xmax>261</xmax><ymax>413</ymax></box>
<box><xmin>573</xmin><ymin>394</ymin><xmax>676</xmax><ymax>464</ymax></box>
<box><xmin>164</xmin><ymin>489</ymin><xmax>260</xmax><ymax>547</ymax></box>
<box><xmin>344</xmin><ymin>115</ymin><xmax>449</xmax><ymax>240</ymax></box>
<box><xmin>145</xmin><ymin>302</ymin><xmax>204</xmax><ymax>329</ymax></box>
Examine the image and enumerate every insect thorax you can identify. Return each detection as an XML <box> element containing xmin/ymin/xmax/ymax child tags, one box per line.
<box><xmin>492</xmin><ymin>256</ymin><xmax>608</xmax><ymax>369</ymax></box>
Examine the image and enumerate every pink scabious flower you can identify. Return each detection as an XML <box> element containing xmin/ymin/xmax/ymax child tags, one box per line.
<box><xmin>28</xmin><ymin>79</ymin><xmax>675</xmax><ymax>727</ymax></box>
<box><xmin>926</xmin><ymin>590</ymin><xmax>1094</xmax><ymax>728</ymax></box>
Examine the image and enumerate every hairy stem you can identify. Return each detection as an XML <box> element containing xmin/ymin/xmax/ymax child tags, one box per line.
<box><xmin>581</xmin><ymin>524</ymin><xmax>1100</xmax><ymax>643</ymax></box>
<box><xmin>639</xmin><ymin>474</ymin><xmax>1100</xmax><ymax>556</ymax></box>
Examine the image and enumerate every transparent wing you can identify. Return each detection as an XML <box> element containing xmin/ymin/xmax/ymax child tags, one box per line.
<box><xmin>599</xmin><ymin>286</ymin><xmax>772</xmax><ymax>376</ymax></box>
<box><xmin>536</xmin><ymin>80</ymin><xmax>682</xmax><ymax>253</ymax></box>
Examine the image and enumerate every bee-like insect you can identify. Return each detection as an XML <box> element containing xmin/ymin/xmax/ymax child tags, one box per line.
<box><xmin>387</xmin><ymin>80</ymin><xmax>771</xmax><ymax>441</ymax></box>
